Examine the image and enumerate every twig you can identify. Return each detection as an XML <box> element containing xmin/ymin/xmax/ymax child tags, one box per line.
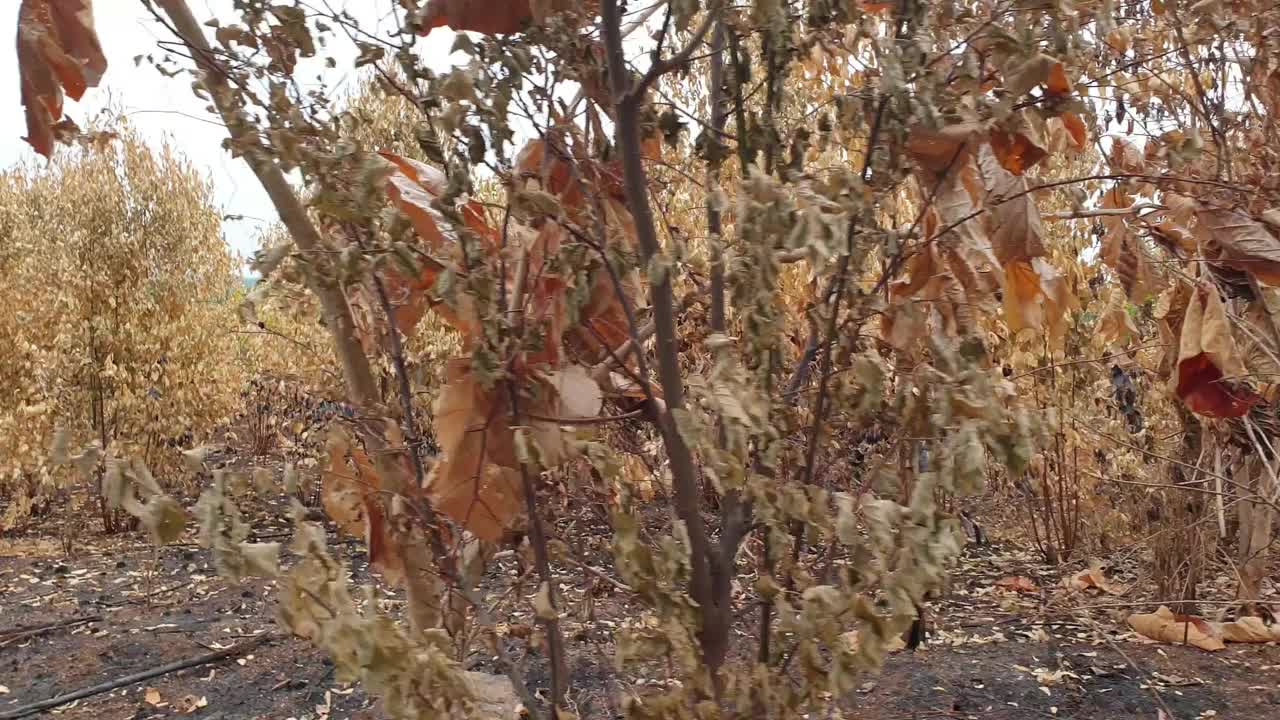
<box><xmin>560</xmin><ymin>553</ymin><xmax>633</xmax><ymax>593</ymax></box>
<box><xmin>0</xmin><ymin>634</ymin><xmax>275</xmax><ymax>719</ymax></box>
<box><xmin>0</xmin><ymin>615</ymin><xmax>101</xmax><ymax>646</ymax></box>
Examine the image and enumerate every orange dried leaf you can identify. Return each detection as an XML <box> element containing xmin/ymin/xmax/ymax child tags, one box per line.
<box><xmin>1060</xmin><ymin>111</ymin><xmax>1088</xmax><ymax>149</ymax></box>
<box><xmin>17</xmin><ymin>0</ymin><xmax>107</xmax><ymax>157</ymax></box>
<box><xmin>906</xmin><ymin>123</ymin><xmax>983</xmax><ymax>179</ymax></box>
<box><xmin>419</xmin><ymin>0</ymin><xmax>534</xmax><ymax>35</ymax></box>
<box><xmin>417</xmin><ymin>0</ymin><xmax>597</xmax><ymax>36</ymax></box>
<box><xmin>1128</xmin><ymin>606</ymin><xmax>1225</xmax><ymax>651</ymax></box>
<box><xmin>1045</xmin><ymin>61</ymin><xmax>1071</xmax><ymax>96</ymax></box>
<box><xmin>1065</xmin><ymin>563</ymin><xmax>1121</xmax><ymax>594</ymax></box>
<box><xmin>377</xmin><ymin>151</ymin><xmax>489</xmax><ymax>340</ymax></box>
<box><xmin>426</xmin><ymin>360</ymin><xmax>530</xmax><ymax>540</ymax></box>
<box><xmin>1107</xmin><ymin>136</ymin><xmax>1145</xmax><ymax>174</ymax></box>
<box><xmin>1176</xmin><ymin>285</ymin><xmax>1260</xmax><ymax>417</ymax></box>
<box><xmin>1002</xmin><ymin>258</ymin><xmax>1074</xmax><ymax>344</ymax></box>
<box><xmin>989</xmin><ymin>129</ymin><xmax>1046</xmax><ymax>176</ymax></box>
<box><xmin>994</xmin><ymin>576</ymin><xmax>1039</xmax><ymax>594</ymax></box>
<box><xmin>1218</xmin><ymin>616</ymin><xmax>1280</xmax><ymax>643</ymax></box>
<box><xmin>320</xmin><ymin>439</ymin><xmax>405</xmax><ymax>584</ymax></box>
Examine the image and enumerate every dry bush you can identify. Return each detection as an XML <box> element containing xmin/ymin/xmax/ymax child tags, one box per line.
<box><xmin>0</xmin><ymin>127</ymin><xmax>245</xmax><ymax>532</ymax></box>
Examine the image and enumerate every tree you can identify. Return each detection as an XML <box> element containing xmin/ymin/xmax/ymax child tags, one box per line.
<box><xmin>0</xmin><ymin>125</ymin><xmax>244</xmax><ymax>531</ymax></box>
<box><xmin>15</xmin><ymin>0</ymin><xmax>1280</xmax><ymax>718</ymax></box>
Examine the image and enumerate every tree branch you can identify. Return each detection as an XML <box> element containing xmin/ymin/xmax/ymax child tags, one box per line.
<box><xmin>601</xmin><ymin>0</ymin><xmax>722</xmax><ymax>674</ymax></box>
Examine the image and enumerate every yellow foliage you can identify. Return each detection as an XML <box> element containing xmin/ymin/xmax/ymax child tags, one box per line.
<box><xmin>0</xmin><ymin>128</ymin><xmax>244</xmax><ymax>522</ymax></box>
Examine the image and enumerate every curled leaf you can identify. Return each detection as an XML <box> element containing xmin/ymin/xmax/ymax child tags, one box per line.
<box><xmin>1059</xmin><ymin>111</ymin><xmax>1088</xmax><ymax>150</ymax></box>
<box><xmin>17</xmin><ymin>0</ymin><xmax>107</xmax><ymax>157</ymax></box>
<box><xmin>977</xmin><ymin>143</ymin><xmax>1047</xmax><ymax>265</ymax></box>
<box><xmin>1128</xmin><ymin>606</ymin><xmax>1225</xmax><ymax>651</ymax></box>
<box><xmin>1195</xmin><ymin>207</ymin><xmax>1280</xmax><ymax>286</ymax></box>
<box><xmin>906</xmin><ymin>123</ymin><xmax>984</xmax><ymax>180</ymax></box>
<box><xmin>989</xmin><ymin>111</ymin><xmax>1049</xmax><ymax>175</ymax></box>
<box><xmin>1176</xmin><ymin>285</ymin><xmax>1260</xmax><ymax>417</ymax></box>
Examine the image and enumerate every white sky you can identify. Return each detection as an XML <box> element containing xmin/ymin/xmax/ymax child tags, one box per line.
<box><xmin>1</xmin><ymin>1</ymin><xmax>461</xmax><ymax>261</ymax></box>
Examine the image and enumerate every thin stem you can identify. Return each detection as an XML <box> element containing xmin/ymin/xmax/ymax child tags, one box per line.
<box><xmin>601</xmin><ymin>0</ymin><xmax>724</xmax><ymax>676</ymax></box>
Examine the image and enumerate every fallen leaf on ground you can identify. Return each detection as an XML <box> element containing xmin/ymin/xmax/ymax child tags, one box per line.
<box><xmin>1066</xmin><ymin>563</ymin><xmax>1121</xmax><ymax>594</ymax></box>
<box><xmin>144</xmin><ymin>687</ymin><xmax>162</xmax><ymax>706</ymax></box>
<box><xmin>995</xmin><ymin>575</ymin><xmax>1039</xmax><ymax>593</ymax></box>
<box><xmin>1128</xmin><ymin>606</ymin><xmax>1225</xmax><ymax>651</ymax></box>
<box><xmin>1217</xmin><ymin>616</ymin><xmax>1280</xmax><ymax>643</ymax></box>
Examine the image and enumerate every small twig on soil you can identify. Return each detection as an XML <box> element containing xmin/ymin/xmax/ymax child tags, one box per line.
<box><xmin>1082</xmin><ymin>615</ymin><xmax>1181</xmax><ymax>720</ymax></box>
<box><xmin>0</xmin><ymin>615</ymin><xmax>101</xmax><ymax>647</ymax></box>
<box><xmin>0</xmin><ymin>633</ymin><xmax>276</xmax><ymax>719</ymax></box>
<box><xmin>560</xmin><ymin>554</ymin><xmax>633</xmax><ymax>593</ymax></box>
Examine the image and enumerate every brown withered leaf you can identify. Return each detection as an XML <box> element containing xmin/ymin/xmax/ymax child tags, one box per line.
<box><xmin>1065</xmin><ymin>563</ymin><xmax>1121</xmax><ymax>594</ymax></box>
<box><xmin>994</xmin><ymin>575</ymin><xmax>1039</xmax><ymax>594</ymax></box>
<box><xmin>320</xmin><ymin>434</ymin><xmax>405</xmax><ymax>584</ymax></box>
<box><xmin>906</xmin><ymin>123</ymin><xmax>985</xmax><ymax>180</ymax></box>
<box><xmin>1128</xmin><ymin>606</ymin><xmax>1225</xmax><ymax>651</ymax></box>
<box><xmin>1218</xmin><ymin>616</ymin><xmax>1280</xmax><ymax>643</ymax></box>
<box><xmin>377</xmin><ymin>151</ymin><xmax>493</xmax><ymax>340</ymax></box>
<box><xmin>427</xmin><ymin>358</ymin><xmax>597</xmax><ymax>541</ymax></box>
<box><xmin>1176</xmin><ymin>284</ymin><xmax>1261</xmax><ymax>417</ymax></box>
<box><xmin>1002</xmin><ymin>258</ymin><xmax>1075</xmax><ymax>345</ymax></box>
<box><xmin>1096</xmin><ymin>286</ymin><xmax>1138</xmax><ymax>348</ymax></box>
<box><xmin>17</xmin><ymin>0</ymin><xmax>107</xmax><ymax>157</ymax></box>
<box><xmin>512</xmin><ymin>136</ymin><xmax>639</xmax><ymax>362</ymax></box>
<box><xmin>427</xmin><ymin>356</ymin><xmax>522</xmax><ymax>538</ymax></box>
<box><xmin>989</xmin><ymin>111</ymin><xmax>1049</xmax><ymax>175</ymax></box>
<box><xmin>1004</xmin><ymin>54</ymin><xmax>1071</xmax><ymax>98</ymax></box>
<box><xmin>418</xmin><ymin>0</ymin><xmax>596</xmax><ymax>36</ymax></box>
<box><xmin>1108</xmin><ymin>136</ymin><xmax>1145</xmax><ymax>175</ymax></box>
<box><xmin>1195</xmin><ymin>207</ymin><xmax>1280</xmax><ymax>286</ymax></box>
<box><xmin>977</xmin><ymin>144</ymin><xmax>1046</xmax><ymax>265</ymax></box>
<box><xmin>1060</xmin><ymin>111</ymin><xmax>1088</xmax><ymax>150</ymax></box>
<box><xmin>1098</xmin><ymin>189</ymin><xmax>1159</xmax><ymax>303</ymax></box>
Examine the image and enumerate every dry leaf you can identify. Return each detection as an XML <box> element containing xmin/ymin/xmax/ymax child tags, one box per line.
<box><xmin>426</xmin><ymin>359</ymin><xmax>527</xmax><ymax>541</ymax></box>
<box><xmin>906</xmin><ymin>123</ymin><xmax>984</xmax><ymax>180</ymax></box>
<box><xmin>1176</xmin><ymin>284</ymin><xmax>1261</xmax><ymax>417</ymax></box>
<box><xmin>1002</xmin><ymin>258</ymin><xmax>1075</xmax><ymax>345</ymax></box>
<box><xmin>1108</xmin><ymin>136</ymin><xmax>1145</xmax><ymax>174</ymax></box>
<box><xmin>417</xmin><ymin>0</ymin><xmax>595</xmax><ymax>36</ymax></box>
<box><xmin>1059</xmin><ymin>111</ymin><xmax>1088</xmax><ymax>150</ymax></box>
<box><xmin>1066</xmin><ymin>563</ymin><xmax>1120</xmax><ymax>594</ymax></box>
<box><xmin>989</xmin><ymin>111</ymin><xmax>1049</xmax><ymax>175</ymax></box>
<box><xmin>144</xmin><ymin>687</ymin><xmax>162</xmax><ymax>706</ymax></box>
<box><xmin>1196</xmin><ymin>207</ymin><xmax>1280</xmax><ymax>286</ymax></box>
<box><xmin>1005</xmin><ymin>54</ymin><xmax>1071</xmax><ymax>98</ymax></box>
<box><xmin>17</xmin><ymin>0</ymin><xmax>107</xmax><ymax>157</ymax></box>
<box><xmin>1217</xmin><ymin>616</ymin><xmax>1280</xmax><ymax>643</ymax></box>
<box><xmin>994</xmin><ymin>576</ymin><xmax>1039</xmax><ymax>593</ymax></box>
<box><xmin>320</xmin><ymin>433</ymin><xmax>406</xmax><ymax>584</ymax></box>
<box><xmin>1128</xmin><ymin>606</ymin><xmax>1225</xmax><ymax>651</ymax></box>
<box><xmin>546</xmin><ymin>364</ymin><xmax>604</xmax><ymax>419</ymax></box>
<box><xmin>978</xmin><ymin>144</ymin><xmax>1047</xmax><ymax>265</ymax></box>
<box><xmin>1096</xmin><ymin>286</ymin><xmax>1138</xmax><ymax>348</ymax></box>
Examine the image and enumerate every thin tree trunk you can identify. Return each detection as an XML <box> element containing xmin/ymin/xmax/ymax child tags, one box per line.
<box><xmin>153</xmin><ymin>0</ymin><xmax>443</xmax><ymax>636</ymax></box>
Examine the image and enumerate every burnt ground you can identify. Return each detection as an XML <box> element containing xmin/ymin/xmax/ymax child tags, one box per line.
<box><xmin>1</xmin><ymin>520</ymin><xmax>1278</xmax><ymax>720</ymax></box>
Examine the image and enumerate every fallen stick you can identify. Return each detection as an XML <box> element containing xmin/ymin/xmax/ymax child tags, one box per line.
<box><xmin>0</xmin><ymin>633</ymin><xmax>275</xmax><ymax>719</ymax></box>
<box><xmin>0</xmin><ymin>615</ymin><xmax>101</xmax><ymax>646</ymax></box>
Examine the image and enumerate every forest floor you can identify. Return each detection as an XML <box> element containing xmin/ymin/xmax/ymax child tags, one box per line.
<box><xmin>2</xmin><ymin>501</ymin><xmax>1278</xmax><ymax>720</ymax></box>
